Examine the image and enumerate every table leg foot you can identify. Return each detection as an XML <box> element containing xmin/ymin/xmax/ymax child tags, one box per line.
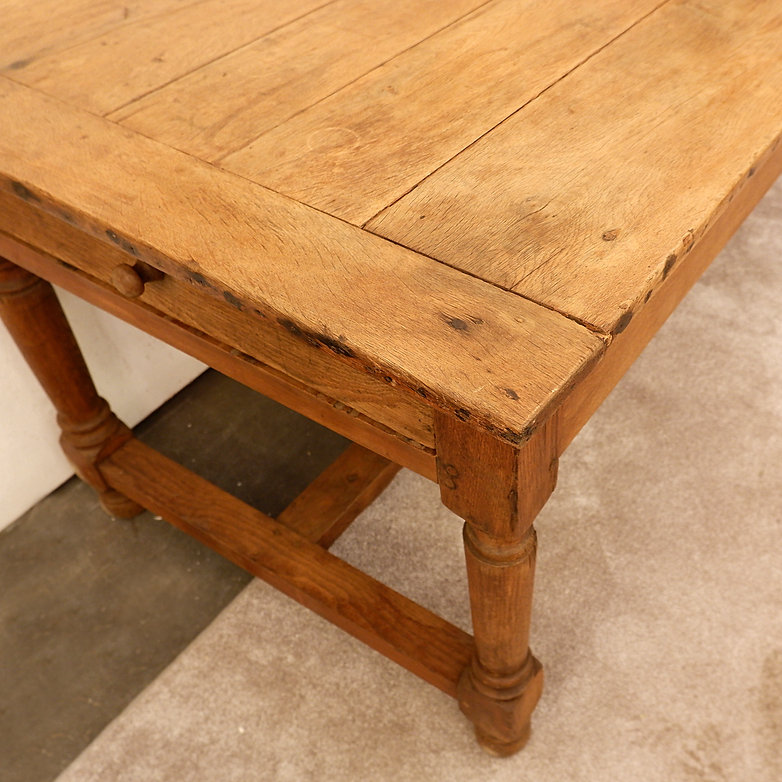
<box><xmin>457</xmin><ymin>525</ymin><xmax>544</xmax><ymax>755</ymax></box>
<box><xmin>475</xmin><ymin>721</ymin><xmax>531</xmax><ymax>757</ymax></box>
<box><xmin>435</xmin><ymin>413</ymin><xmax>557</xmax><ymax>756</ymax></box>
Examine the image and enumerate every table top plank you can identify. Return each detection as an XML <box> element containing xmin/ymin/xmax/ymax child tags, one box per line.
<box><xmin>108</xmin><ymin>0</ymin><xmax>488</xmax><ymax>162</ymax></box>
<box><xmin>5</xmin><ymin>0</ymin><xmax>329</xmax><ymax>116</ymax></box>
<box><xmin>0</xmin><ymin>0</ymin><xmax>193</xmax><ymax>69</ymax></box>
<box><xmin>220</xmin><ymin>0</ymin><xmax>665</xmax><ymax>225</ymax></box>
<box><xmin>0</xmin><ymin>77</ymin><xmax>604</xmax><ymax>445</ymax></box>
<box><xmin>368</xmin><ymin>0</ymin><xmax>782</xmax><ymax>335</ymax></box>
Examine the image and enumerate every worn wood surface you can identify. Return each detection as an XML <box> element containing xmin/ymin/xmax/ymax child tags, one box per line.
<box><xmin>110</xmin><ymin>0</ymin><xmax>486</xmax><ymax>161</ymax></box>
<box><xmin>0</xmin><ymin>0</ymin><xmax>190</xmax><ymax>69</ymax></box>
<box><xmin>0</xmin><ymin>231</ymin><xmax>438</xmax><ymax>479</ymax></box>
<box><xmin>7</xmin><ymin>0</ymin><xmax>328</xmax><ymax>115</ymax></box>
<box><xmin>557</xmin><ymin>130</ymin><xmax>782</xmax><ymax>451</ymax></box>
<box><xmin>435</xmin><ymin>414</ymin><xmax>556</xmax><ymax>755</ymax></box>
<box><xmin>102</xmin><ymin>437</ymin><xmax>474</xmax><ymax>696</ymax></box>
<box><xmin>2</xmin><ymin>0</ymin><xmax>781</xmax><ymax>756</ymax></box>
<box><xmin>278</xmin><ymin>443</ymin><xmax>400</xmax><ymax>549</ymax></box>
<box><xmin>369</xmin><ymin>0</ymin><xmax>782</xmax><ymax>335</ymax></box>
<box><xmin>0</xmin><ymin>187</ymin><xmax>436</xmax><ymax>448</ymax></box>
<box><xmin>222</xmin><ymin>0</ymin><xmax>664</xmax><ymax>225</ymax></box>
<box><xmin>0</xmin><ymin>78</ymin><xmax>604</xmax><ymax>446</ymax></box>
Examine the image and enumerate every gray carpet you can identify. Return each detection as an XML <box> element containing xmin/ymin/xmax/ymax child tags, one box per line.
<box><xmin>55</xmin><ymin>179</ymin><xmax>782</xmax><ymax>781</ymax></box>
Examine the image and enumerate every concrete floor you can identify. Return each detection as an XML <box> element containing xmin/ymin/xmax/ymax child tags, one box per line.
<box><xmin>0</xmin><ymin>371</ymin><xmax>346</xmax><ymax>782</ymax></box>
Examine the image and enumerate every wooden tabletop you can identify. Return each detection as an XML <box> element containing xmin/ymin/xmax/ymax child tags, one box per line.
<box><xmin>1</xmin><ymin>0</ymin><xmax>781</xmax><ymax>447</ymax></box>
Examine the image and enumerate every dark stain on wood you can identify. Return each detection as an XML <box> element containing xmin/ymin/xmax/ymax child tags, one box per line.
<box><xmin>454</xmin><ymin>408</ymin><xmax>471</xmax><ymax>421</ymax></box>
<box><xmin>613</xmin><ymin>309</ymin><xmax>634</xmax><ymax>335</ymax></box>
<box><xmin>105</xmin><ymin>229</ymin><xmax>138</xmax><ymax>257</ymax></box>
<box><xmin>10</xmin><ymin>181</ymin><xmax>41</xmax><ymax>203</ymax></box>
<box><xmin>276</xmin><ymin>317</ymin><xmax>319</xmax><ymax>348</ymax></box>
<box><xmin>320</xmin><ymin>333</ymin><xmax>355</xmax><ymax>358</ymax></box>
<box><xmin>601</xmin><ymin>228</ymin><xmax>620</xmax><ymax>241</ymax></box>
<box><xmin>6</xmin><ymin>58</ymin><xmax>32</xmax><ymax>70</ymax></box>
<box><xmin>491</xmin><ymin>426</ymin><xmax>525</xmax><ymax>445</ymax></box>
<box><xmin>416</xmin><ymin>387</ymin><xmax>428</xmax><ymax>398</ymax></box>
<box><xmin>54</xmin><ymin>207</ymin><xmax>77</xmax><ymax>225</ymax></box>
<box><xmin>187</xmin><ymin>270</ymin><xmax>210</xmax><ymax>288</ymax></box>
<box><xmin>276</xmin><ymin>317</ymin><xmax>356</xmax><ymax>358</ymax></box>
<box><xmin>504</xmin><ymin>388</ymin><xmax>520</xmax><ymax>401</ymax></box>
<box><xmin>222</xmin><ymin>290</ymin><xmax>243</xmax><ymax>310</ymax></box>
<box><xmin>444</xmin><ymin>315</ymin><xmax>470</xmax><ymax>331</ymax></box>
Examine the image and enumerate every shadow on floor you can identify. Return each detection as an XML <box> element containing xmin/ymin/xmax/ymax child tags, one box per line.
<box><xmin>0</xmin><ymin>370</ymin><xmax>347</xmax><ymax>782</ymax></box>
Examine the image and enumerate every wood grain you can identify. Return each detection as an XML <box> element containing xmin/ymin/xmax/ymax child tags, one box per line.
<box><xmin>435</xmin><ymin>414</ymin><xmax>556</xmax><ymax>755</ymax></box>
<box><xmin>0</xmin><ymin>0</ymin><xmax>191</xmax><ymax>69</ymax></box>
<box><xmin>369</xmin><ymin>0</ymin><xmax>782</xmax><ymax>335</ymax></box>
<box><xmin>556</xmin><ymin>125</ymin><xmax>782</xmax><ymax>452</ymax></box>
<box><xmin>110</xmin><ymin>0</ymin><xmax>487</xmax><ymax>161</ymax></box>
<box><xmin>0</xmin><ymin>186</ymin><xmax>435</xmax><ymax>448</ymax></box>
<box><xmin>278</xmin><ymin>443</ymin><xmax>400</xmax><ymax>549</ymax></box>
<box><xmin>7</xmin><ymin>0</ymin><xmax>329</xmax><ymax>115</ymax></box>
<box><xmin>102</xmin><ymin>437</ymin><xmax>474</xmax><ymax>696</ymax></box>
<box><xmin>0</xmin><ymin>78</ymin><xmax>604</xmax><ymax>445</ymax></box>
<box><xmin>0</xmin><ymin>230</ymin><xmax>438</xmax><ymax>479</ymax></box>
<box><xmin>222</xmin><ymin>0</ymin><xmax>664</xmax><ymax>225</ymax></box>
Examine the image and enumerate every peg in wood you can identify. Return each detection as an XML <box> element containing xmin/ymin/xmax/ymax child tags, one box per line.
<box><xmin>110</xmin><ymin>261</ymin><xmax>164</xmax><ymax>298</ymax></box>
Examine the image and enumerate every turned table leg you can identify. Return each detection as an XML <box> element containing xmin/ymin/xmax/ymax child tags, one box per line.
<box><xmin>435</xmin><ymin>412</ymin><xmax>558</xmax><ymax>755</ymax></box>
<box><xmin>0</xmin><ymin>257</ymin><xmax>142</xmax><ymax>518</ymax></box>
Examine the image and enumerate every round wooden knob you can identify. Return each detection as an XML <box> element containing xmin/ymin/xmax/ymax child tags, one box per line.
<box><xmin>111</xmin><ymin>263</ymin><xmax>145</xmax><ymax>298</ymax></box>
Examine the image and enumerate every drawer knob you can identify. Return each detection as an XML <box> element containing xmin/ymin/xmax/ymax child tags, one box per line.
<box><xmin>110</xmin><ymin>262</ymin><xmax>164</xmax><ymax>298</ymax></box>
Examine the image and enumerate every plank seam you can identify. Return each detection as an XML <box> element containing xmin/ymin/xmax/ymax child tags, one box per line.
<box><xmin>209</xmin><ymin>0</ymin><xmax>496</xmax><ymax>163</ymax></box>
<box><xmin>0</xmin><ymin>73</ymin><xmax>612</xmax><ymax>347</ymax></box>
<box><xmin>0</xmin><ymin>77</ymin><xmax>607</xmax><ymax>446</ymax></box>
<box><xmin>361</xmin><ymin>0</ymin><xmax>674</xmax><ymax>229</ymax></box>
<box><xmin>104</xmin><ymin>0</ymin><xmax>340</xmax><ymax>117</ymax></box>
<box><xmin>1</xmin><ymin>0</ymin><xmax>218</xmax><ymax>71</ymax></box>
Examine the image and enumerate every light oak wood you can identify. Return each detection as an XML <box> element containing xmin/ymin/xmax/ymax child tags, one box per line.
<box><xmin>6</xmin><ymin>0</ymin><xmax>328</xmax><ymax>115</ymax></box>
<box><xmin>368</xmin><ymin>0</ymin><xmax>782</xmax><ymax>335</ymax></box>
<box><xmin>0</xmin><ymin>188</ymin><xmax>436</xmax><ymax>449</ymax></box>
<box><xmin>222</xmin><ymin>0</ymin><xmax>664</xmax><ymax>225</ymax></box>
<box><xmin>278</xmin><ymin>443</ymin><xmax>400</xmax><ymax>549</ymax></box>
<box><xmin>102</xmin><ymin>437</ymin><xmax>474</xmax><ymax>696</ymax></box>
<box><xmin>557</xmin><ymin>129</ymin><xmax>782</xmax><ymax>451</ymax></box>
<box><xmin>0</xmin><ymin>77</ymin><xmax>604</xmax><ymax>446</ymax></box>
<box><xmin>435</xmin><ymin>414</ymin><xmax>557</xmax><ymax>755</ymax></box>
<box><xmin>2</xmin><ymin>0</ymin><xmax>781</xmax><ymax>757</ymax></box>
<box><xmin>110</xmin><ymin>0</ymin><xmax>487</xmax><ymax>161</ymax></box>
<box><xmin>0</xmin><ymin>0</ymin><xmax>191</xmax><ymax>69</ymax></box>
<box><xmin>0</xmin><ymin>231</ymin><xmax>438</xmax><ymax>479</ymax></box>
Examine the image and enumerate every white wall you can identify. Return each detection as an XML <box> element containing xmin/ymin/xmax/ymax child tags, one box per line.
<box><xmin>0</xmin><ymin>286</ymin><xmax>205</xmax><ymax>531</ymax></box>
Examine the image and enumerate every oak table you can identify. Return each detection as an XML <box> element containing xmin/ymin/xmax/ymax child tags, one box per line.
<box><xmin>1</xmin><ymin>0</ymin><xmax>780</xmax><ymax>756</ymax></box>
